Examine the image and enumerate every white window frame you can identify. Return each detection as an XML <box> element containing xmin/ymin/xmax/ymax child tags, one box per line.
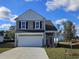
<box><xmin>35</xmin><ymin>21</ymin><xmax>40</xmax><ymax>29</ymax></box>
<box><xmin>21</xmin><ymin>21</ymin><xmax>26</xmax><ymax>30</ymax></box>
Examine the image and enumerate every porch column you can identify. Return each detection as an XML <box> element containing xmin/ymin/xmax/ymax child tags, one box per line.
<box><xmin>43</xmin><ymin>32</ymin><xmax>46</xmax><ymax>47</ymax></box>
<box><xmin>53</xmin><ymin>32</ymin><xmax>58</xmax><ymax>47</ymax></box>
<box><xmin>43</xmin><ymin>18</ymin><xmax>46</xmax><ymax>47</ymax></box>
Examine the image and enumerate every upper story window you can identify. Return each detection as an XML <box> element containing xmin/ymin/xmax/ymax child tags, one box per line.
<box><xmin>21</xmin><ymin>21</ymin><xmax>26</xmax><ymax>29</ymax></box>
<box><xmin>19</xmin><ymin>21</ymin><xmax>28</xmax><ymax>30</ymax></box>
<box><xmin>35</xmin><ymin>21</ymin><xmax>40</xmax><ymax>29</ymax></box>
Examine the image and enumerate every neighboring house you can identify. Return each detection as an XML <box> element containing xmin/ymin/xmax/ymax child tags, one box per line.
<box><xmin>58</xmin><ymin>30</ymin><xmax>64</xmax><ymax>41</ymax></box>
<box><xmin>0</xmin><ymin>36</ymin><xmax>4</xmax><ymax>42</ymax></box>
<box><xmin>9</xmin><ymin>26</ymin><xmax>15</xmax><ymax>31</ymax></box>
<box><xmin>75</xmin><ymin>25</ymin><xmax>79</xmax><ymax>37</ymax></box>
<box><xmin>15</xmin><ymin>9</ymin><xmax>58</xmax><ymax>47</ymax></box>
<box><xmin>56</xmin><ymin>24</ymin><xmax>64</xmax><ymax>41</ymax></box>
<box><xmin>0</xmin><ymin>31</ymin><xmax>4</xmax><ymax>42</ymax></box>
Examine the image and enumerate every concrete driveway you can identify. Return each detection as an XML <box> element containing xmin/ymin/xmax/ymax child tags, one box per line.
<box><xmin>0</xmin><ymin>47</ymin><xmax>49</xmax><ymax>59</ymax></box>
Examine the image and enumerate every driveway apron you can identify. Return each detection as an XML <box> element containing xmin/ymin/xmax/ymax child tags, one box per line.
<box><xmin>0</xmin><ymin>47</ymin><xmax>49</xmax><ymax>59</ymax></box>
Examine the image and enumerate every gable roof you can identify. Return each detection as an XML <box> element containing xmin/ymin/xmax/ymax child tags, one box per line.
<box><xmin>45</xmin><ymin>20</ymin><xmax>57</xmax><ymax>31</ymax></box>
<box><xmin>15</xmin><ymin>9</ymin><xmax>45</xmax><ymax>21</ymax></box>
<box><xmin>15</xmin><ymin>9</ymin><xmax>57</xmax><ymax>31</ymax></box>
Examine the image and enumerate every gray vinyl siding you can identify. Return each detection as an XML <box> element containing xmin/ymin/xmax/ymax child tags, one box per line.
<box><xmin>16</xmin><ymin>20</ymin><xmax>19</xmax><ymax>30</ymax></box>
<box><xmin>28</xmin><ymin>21</ymin><xmax>33</xmax><ymax>30</ymax></box>
<box><xmin>16</xmin><ymin>20</ymin><xmax>44</xmax><ymax>31</ymax></box>
<box><xmin>17</xmin><ymin>9</ymin><xmax>44</xmax><ymax>21</ymax></box>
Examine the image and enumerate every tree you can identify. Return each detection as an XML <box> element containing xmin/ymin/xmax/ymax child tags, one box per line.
<box><xmin>9</xmin><ymin>26</ymin><xmax>15</xmax><ymax>30</ymax></box>
<box><xmin>0</xmin><ymin>31</ymin><xmax>4</xmax><ymax>36</ymax></box>
<box><xmin>4</xmin><ymin>31</ymin><xmax>12</xmax><ymax>40</ymax></box>
<box><xmin>72</xmin><ymin>24</ymin><xmax>76</xmax><ymax>40</ymax></box>
<box><xmin>64</xmin><ymin>21</ymin><xmax>75</xmax><ymax>41</ymax></box>
<box><xmin>4</xmin><ymin>26</ymin><xmax>15</xmax><ymax>41</ymax></box>
<box><xmin>9</xmin><ymin>26</ymin><xmax>15</xmax><ymax>40</ymax></box>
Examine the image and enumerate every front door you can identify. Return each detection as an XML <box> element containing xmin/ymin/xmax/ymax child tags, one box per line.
<box><xmin>46</xmin><ymin>36</ymin><xmax>54</xmax><ymax>47</ymax></box>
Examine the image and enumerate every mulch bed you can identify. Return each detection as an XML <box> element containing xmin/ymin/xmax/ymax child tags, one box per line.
<box><xmin>65</xmin><ymin>52</ymin><xmax>79</xmax><ymax>56</ymax></box>
<box><xmin>58</xmin><ymin>42</ymin><xmax>79</xmax><ymax>48</ymax></box>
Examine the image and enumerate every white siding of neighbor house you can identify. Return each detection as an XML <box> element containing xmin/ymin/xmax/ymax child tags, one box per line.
<box><xmin>75</xmin><ymin>26</ymin><xmax>79</xmax><ymax>36</ymax></box>
<box><xmin>16</xmin><ymin>9</ymin><xmax>45</xmax><ymax>21</ymax></box>
<box><xmin>0</xmin><ymin>36</ymin><xmax>4</xmax><ymax>42</ymax></box>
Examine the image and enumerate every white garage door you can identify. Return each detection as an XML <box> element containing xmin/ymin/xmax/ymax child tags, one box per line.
<box><xmin>17</xmin><ymin>35</ymin><xmax>43</xmax><ymax>47</ymax></box>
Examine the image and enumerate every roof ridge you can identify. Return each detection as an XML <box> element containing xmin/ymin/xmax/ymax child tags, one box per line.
<box><xmin>15</xmin><ymin>9</ymin><xmax>46</xmax><ymax>20</ymax></box>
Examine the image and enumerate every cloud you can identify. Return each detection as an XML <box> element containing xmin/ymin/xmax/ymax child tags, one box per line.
<box><xmin>45</xmin><ymin>0</ymin><xmax>79</xmax><ymax>11</ymax></box>
<box><xmin>0</xmin><ymin>6</ymin><xmax>17</xmax><ymax>22</ymax></box>
<box><xmin>55</xmin><ymin>18</ymin><xmax>67</xmax><ymax>24</ymax></box>
<box><xmin>10</xmin><ymin>15</ymin><xmax>18</xmax><ymax>22</ymax></box>
<box><xmin>0</xmin><ymin>6</ymin><xmax>11</xmax><ymax>18</ymax></box>
<box><xmin>0</xmin><ymin>24</ymin><xmax>11</xmax><ymax>30</ymax></box>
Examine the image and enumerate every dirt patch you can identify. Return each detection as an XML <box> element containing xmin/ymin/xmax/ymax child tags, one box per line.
<box><xmin>0</xmin><ymin>42</ymin><xmax>14</xmax><ymax>48</ymax></box>
<box><xmin>65</xmin><ymin>52</ymin><xmax>79</xmax><ymax>56</ymax></box>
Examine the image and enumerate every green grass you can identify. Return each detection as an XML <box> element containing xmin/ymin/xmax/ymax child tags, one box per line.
<box><xmin>0</xmin><ymin>42</ymin><xmax>14</xmax><ymax>53</ymax></box>
<box><xmin>0</xmin><ymin>48</ymin><xmax>12</xmax><ymax>53</ymax></box>
<box><xmin>45</xmin><ymin>48</ymin><xmax>79</xmax><ymax>59</ymax></box>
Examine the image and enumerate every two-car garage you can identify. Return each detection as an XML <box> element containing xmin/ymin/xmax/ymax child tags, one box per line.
<box><xmin>15</xmin><ymin>33</ymin><xmax>44</xmax><ymax>47</ymax></box>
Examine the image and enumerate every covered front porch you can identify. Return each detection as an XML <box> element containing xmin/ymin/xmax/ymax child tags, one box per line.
<box><xmin>45</xmin><ymin>31</ymin><xmax>58</xmax><ymax>47</ymax></box>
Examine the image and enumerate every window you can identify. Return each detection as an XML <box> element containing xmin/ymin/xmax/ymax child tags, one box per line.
<box><xmin>35</xmin><ymin>21</ymin><xmax>40</xmax><ymax>29</ymax></box>
<box><xmin>21</xmin><ymin>21</ymin><xmax>26</xmax><ymax>29</ymax></box>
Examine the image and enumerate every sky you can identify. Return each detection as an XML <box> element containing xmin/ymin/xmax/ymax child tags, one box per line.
<box><xmin>0</xmin><ymin>0</ymin><xmax>79</xmax><ymax>30</ymax></box>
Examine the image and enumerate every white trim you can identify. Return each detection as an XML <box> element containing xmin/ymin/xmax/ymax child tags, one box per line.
<box><xmin>35</xmin><ymin>21</ymin><xmax>40</xmax><ymax>29</ymax></box>
<box><xmin>21</xmin><ymin>21</ymin><xmax>26</xmax><ymax>30</ymax></box>
<box><xmin>16</xmin><ymin>33</ymin><xmax>44</xmax><ymax>36</ymax></box>
<box><xmin>15</xmin><ymin>33</ymin><xmax>17</xmax><ymax>46</ymax></box>
<box><xmin>45</xmin><ymin>31</ymin><xmax>58</xmax><ymax>33</ymax></box>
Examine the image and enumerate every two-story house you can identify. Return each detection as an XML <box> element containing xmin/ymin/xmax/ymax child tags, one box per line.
<box><xmin>15</xmin><ymin>9</ymin><xmax>58</xmax><ymax>47</ymax></box>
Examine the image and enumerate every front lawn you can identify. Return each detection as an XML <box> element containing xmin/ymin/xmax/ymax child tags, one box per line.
<box><xmin>45</xmin><ymin>48</ymin><xmax>79</xmax><ymax>59</ymax></box>
<box><xmin>0</xmin><ymin>48</ymin><xmax>12</xmax><ymax>53</ymax></box>
<box><xmin>0</xmin><ymin>42</ymin><xmax>14</xmax><ymax>53</ymax></box>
